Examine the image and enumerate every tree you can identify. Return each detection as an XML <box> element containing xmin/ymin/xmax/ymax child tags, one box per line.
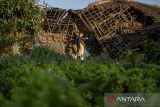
<box><xmin>0</xmin><ymin>0</ymin><xmax>41</xmax><ymax>53</ymax></box>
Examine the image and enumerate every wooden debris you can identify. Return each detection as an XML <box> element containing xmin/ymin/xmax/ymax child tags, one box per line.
<box><xmin>42</xmin><ymin>0</ymin><xmax>160</xmax><ymax>59</ymax></box>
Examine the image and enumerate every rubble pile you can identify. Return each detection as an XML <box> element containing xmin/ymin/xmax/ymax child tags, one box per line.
<box><xmin>42</xmin><ymin>0</ymin><xmax>160</xmax><ymax>59</ymax></box>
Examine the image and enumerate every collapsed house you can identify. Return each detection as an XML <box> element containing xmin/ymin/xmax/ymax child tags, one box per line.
<box><xmin>41</xmin><ymin>0</ymin><xmax>160</xmax><ymax>59</ymax></box>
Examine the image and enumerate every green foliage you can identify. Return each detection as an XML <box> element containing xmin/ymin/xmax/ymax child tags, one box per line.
<box><xmin>0</xmin><ymin>93</ymin><xmax>11</xmax><ymax>107</ymax></box>
<box><xmin>12</xmin><ymin>72</ymin><xmax>85</xmax><ymax>107</ymax></box>
<box><xmin>0</xmin><ymin>48</ymin><xmax>160</xmax><ymax>107</ymax></box>
<box><xmin>0</xmin><ymin>65</ymin><xmax>86</xmax><ymax>107</ymax></box>
<box><xmin>59</xmin><ymin>60</ymin><xmax>160</xmax><ymax>107</ymax></box>
<box><xmin>0</xmin><ymin>62</ymin><xmax>160</xmax><ymax>107</ymax></box>
<box><xmin>142</xmin><ymin>39</ymin><xmax>160</xmax><ymax>64</ymax></box>
<box><xmin>127</xmin><ymin>50</ymin><xmax>140</xmax><ymax>67</ymax></box>
<box><xmin>0</xmin><ymin>65</ymin><xmax>37</xmax><ymax>99</ymax></box>
<box><xmin>0</xmin><ymin>0</ymin><xmax>41</xmax><ymax>51</ymax></box>
<box><xmin>0</xmin><ymin>46</ymin><xmax>73</xmax><ymax>66</ymax></box>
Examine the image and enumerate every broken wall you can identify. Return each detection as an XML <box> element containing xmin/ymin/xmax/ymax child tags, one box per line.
<box><xmin>42</xmin><ymin>0</ymin><xmax>160</xmax><ymax>59</ymax></box>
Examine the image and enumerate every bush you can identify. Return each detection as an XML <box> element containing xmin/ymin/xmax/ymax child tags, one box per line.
<box><xmin>0</xmin><ymin>65</ymin><xmax>86</xmax><ymax>107</ymax></box>
<box><xmin>0</xmin><ymin>0</ymin><xmax>41</xmax><ymax>51</ymax></box>
<box><xmin>0</xmin><ymin>93</ymin><xmax>11</xmax><ymax>107</ymax></box>
<box><xmin>11</xmin><ymin>72</ymin><xmax>86</xmax><ymax>107</ymax></box>
<box><xmin>142</xmin><ymin>39</ymin><xmax>160</xmax><ymax>64</ymax></box>
<box><xmin>0</xmin><ymin>46</ymin><xmax>73</xmax><ymax>66</ymax></box>
<box><xmin>58</xmin><ymin>61</ymin><xmax>160</xmax><ymax>107</ymax></box>
<box><xmin>0</xmin><ymin>49</ymin><xmax>160</xmax><ymax>107</ymax></box>
<box><xmin>0</xmin><ymin>65</ymin><xmax>39</xmax><ymax>99</ymax></box>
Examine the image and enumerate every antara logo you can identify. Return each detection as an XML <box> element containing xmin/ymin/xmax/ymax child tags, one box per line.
<box><xmin>105</xmin><ymin>96</ymin><xmax>146</xmax><ymax>104</ymax></box>
<box><xmin>116</xmin><ymin>96</ymin><xmax>146</xmax><ymax>103</ymax></box>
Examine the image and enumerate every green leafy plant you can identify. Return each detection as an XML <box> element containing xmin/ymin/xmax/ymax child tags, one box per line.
<box><xmin>0</xmin><ymin>0</ymin><xmax>41</xmax><ymax>52</ymax></box>
<box><xmin>0</xmin><ymin>49</ymin><xmax>160</xmax><ymax>107</ymax></box>
<box><xmin>142</xmin><ymin>39</ymin><xmax>160</xmax><ymax>64</ymax></box>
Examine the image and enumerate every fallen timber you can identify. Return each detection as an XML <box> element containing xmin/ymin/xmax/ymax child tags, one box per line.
<box><xmin>41</xmin><ymin>0</ymin><xmax>160</xmax><ymax>59</ymax></box>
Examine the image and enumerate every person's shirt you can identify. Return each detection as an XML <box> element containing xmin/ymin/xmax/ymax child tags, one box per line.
<box><xmin>73</xmin><ymin>33</ymin><xmax>81</xmax><ymax>49</ymax></box>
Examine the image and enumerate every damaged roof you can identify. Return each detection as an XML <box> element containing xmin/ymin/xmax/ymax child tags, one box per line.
<box><xmin>42</xmin><ymin>0</ymin><xmax>160</xmax><ymax>59</ymax></box>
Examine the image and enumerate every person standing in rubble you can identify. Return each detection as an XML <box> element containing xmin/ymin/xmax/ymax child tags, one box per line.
<box><xmin>72</xmin><ymin>32</ymin><xmax>84</xmax><ymax>60</ymax></box>
<box><xmin>72</xmin><ymin>32</ymin><xmax>80</xmax><ymax>58</ymax></box>
<box><xmin>77</xmin><ymin>33</ymin><xmax>85</xmax><ymax>60</ymax></box>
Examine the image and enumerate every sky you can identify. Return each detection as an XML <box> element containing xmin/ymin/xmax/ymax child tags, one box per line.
<box><xmin>39</xmin><ymin>0</ymin><xmax>160</xmax><ymax>9</ymax></box>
